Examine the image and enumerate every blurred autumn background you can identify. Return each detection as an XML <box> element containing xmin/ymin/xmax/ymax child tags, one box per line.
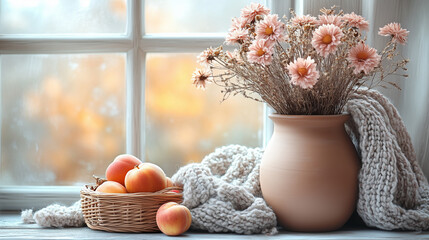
<box><xmin>0</xmin><ymin>0</ymin><xmax>262</xmax><ymax>186</ymax></box>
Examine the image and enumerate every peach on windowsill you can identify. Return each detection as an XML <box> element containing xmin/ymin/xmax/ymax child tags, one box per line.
<box><xmin>156</xmin><ymin>202</ymin><xmax>192</xmax><ymax>236</ymax></box>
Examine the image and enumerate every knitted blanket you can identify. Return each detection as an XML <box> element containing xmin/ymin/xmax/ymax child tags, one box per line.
<box><xmin>171</xmin><ymin>145</ymin><xmax>277</xmax><ymax>234</ymax></box>
<box><xmin>21</xmin><ymin>201</ymin><xmax>84</xmax><ymax>227</ymax></box>
<box><xmin>22</xmin><ymin>89</ymin><xmax>429</xmax><ymax>232</ymax></box>
<box><xmin>345</xmin><ymin>89</ymin><xmax>429</xmax><ymax>230</ymax></box>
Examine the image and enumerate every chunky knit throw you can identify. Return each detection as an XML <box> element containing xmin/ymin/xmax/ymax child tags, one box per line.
<box><xmin>345</xmin><ymin>89</ymin><xmax>429</xmax><ymax>230</ymax></box>
<box><xmin>22</xmin><ymin>89</ymin><xmax>429</xmax><ymax>232</ymax></box>
<box><xmin>171</xmin><ymin>145</ymin><xmax>278</xmax><ymax>234</ymax></box>
<box><xmin>21</xmin><ymin>201</ymin><xmax>84</xmax><ymax>227</ymax></box>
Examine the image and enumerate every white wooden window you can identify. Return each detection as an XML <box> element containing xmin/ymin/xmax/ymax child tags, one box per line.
<box><xmin>0</xmin><ymin>0</ymin><xmax>267</xmax><ymax>210</ymax></box>
<box><xmin>2</xmin><ymin>0</ymin><xmax>428</xmax><ymax>211</ymax></box>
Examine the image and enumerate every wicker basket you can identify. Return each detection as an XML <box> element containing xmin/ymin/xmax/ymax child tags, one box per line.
<box><xmin>80</xmin><ymin>178</ymin><xmax>183</xmax><ymax>233</ymax></box>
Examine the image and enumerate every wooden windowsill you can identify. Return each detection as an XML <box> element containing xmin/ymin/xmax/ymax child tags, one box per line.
<box><xmin>1</xmin><ymin>211</ymin><xmax>429</xmax><ymax>239</ymax></box>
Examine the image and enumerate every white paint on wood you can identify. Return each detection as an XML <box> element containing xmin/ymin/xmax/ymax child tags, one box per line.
<box><xmin>127</xmin><ymin>0</ymin><xmax>144</xmax><ymax>158</ymax></box>
<box><xmin>2</xmin><ymin>212</ymin><xmax>429</xmax><ymax>239</ymax></box>
<box><xmin>0</xmin><ymin>36</ymin><xmax>133</xmax><ymax>54</ymax></box>
<box><xmin>0</xmin><ymin>56</ymin><xmax>2</xmax><ymax>176</ymax></box>
<box><xmin>0</xmin><ymin>186</ymin><xmax>80</xmax><ymax>210</ymax></box>
<box><xmin>140</xmin><ymin>34</ymin><xmax>225</xmax><ymax>52</ymax></box>
<box><xmin>0</xmin><ymin>35</ymin><xmax>230</xmax><ymax>54</ymax></box>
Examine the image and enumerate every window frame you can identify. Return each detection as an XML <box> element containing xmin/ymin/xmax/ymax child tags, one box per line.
<box><xmin>0</xmin><ymin>0</ymin><xmax>276</xmax><ymax>210</ymax></box>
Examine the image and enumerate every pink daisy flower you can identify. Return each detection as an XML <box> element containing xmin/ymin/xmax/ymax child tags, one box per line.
<box><xmin>230</xmin><ymin>17</ymin><xmax>247</xmax><ymax>31</ymax></box>
<box><xmin>312</xmin><ymin>24</ymin><xmax>344</xmax><ymax>58</ymax></box>
<box><xmin>226</xmin><ymin>28</ymin><xmax>249</xmax><ymax>45</ymax></box>
<box><xmin>378</xmin><ymin>22</ymin><xmax>409</xmax><ymax>45</ymax></box>
<box><xmin>343</xmin><ymin>12</ymin><xmax>369</xmax><ymax>31</ymax></box>
<box><xmin>318</xmin><ymin>15</ymin><xmax>343</xmax><ymax>27</ymax></box>
<box><xmin>247</xmin><ymin>39</ymin><xmax>274</xmax><ymax>65</ymax></box>
<box><xmin>287</xmin><ymin>57</ymin><xmax>320</xmax><ymax>89</ymax></box>
<box><xmin>240</xmin><ymin>3</ymin><xmax>270</xmax><ymax>24</ymax></box>
<box><xmin>191</xmin><ymin>68</ymin><xmax>212</xmax><ymax>89</ymax></box>
<box><xmin>291</xmin><ymin>15</ymin><xmax>318</xmax><ymax>26</ymax></box>
<box><xmin>348</xmin><ymin>42</ymin><xmax>381</xmax><ymax>74</ymax></box>
<box><xmin>197</xmin><ymin>47</ymin><xmax>216</xmax><ymax>66</ymax></box>
<box><xmin>256</xmin><ymin>14</ymin><xmax>285</xmax><ymax>41</ymax></box>
<box><xmin>226</xmin><ymin>50</ymin><xmax>244</xmax><ymax>63</ymax></box>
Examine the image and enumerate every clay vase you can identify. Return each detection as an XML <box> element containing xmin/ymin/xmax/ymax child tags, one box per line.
<box><xmin>260</xmin><ymin>114</ymin><xmax>360</xmax><ymax>232</ymax></box>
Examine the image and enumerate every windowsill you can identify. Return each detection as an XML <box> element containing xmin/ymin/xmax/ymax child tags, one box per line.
<box><xmin>2</xmin><ymin>211</ymin><xmax>429</xmax><ymax>239</ymax></box>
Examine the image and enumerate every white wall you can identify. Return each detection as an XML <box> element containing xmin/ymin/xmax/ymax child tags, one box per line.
<box><xmin>398</xmin><ymin>0</ymin><xmax>429</xmax><ymax>177</ymax></box>
<box><xmin>362</xmin><ymin>0</ymin><xmax>429</xmax><ymax>178</ymax></box>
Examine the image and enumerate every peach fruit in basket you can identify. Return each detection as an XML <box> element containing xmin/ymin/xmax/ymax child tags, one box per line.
<box><xmin>124</xmin><ymin>162</ymin><xmax>167</xmax><ymax>193</ymax></box>
<box><xmin>166</xmin><ymin>177</ymin><xmax>174</xmax><ymax>188</ymax></box>
<box><xmin>105</xmin><ymin>154</ymin><xmax>142</xmax><ymax>185</ymax></box>
<box><xmin>96</xmin><ymin>181</ymin><xmax>127</xmax><ymax>193</ymax></box>
<box><xmin>156</xmin><ymin>202</ymin><xmax>192</xmax><ymax>236</ymax></box>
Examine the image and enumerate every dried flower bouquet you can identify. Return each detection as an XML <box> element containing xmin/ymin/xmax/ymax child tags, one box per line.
<box><xmin>191</xmin><ymin>4</ymin><xmax>409</xmax><ymax>115</ymax></box>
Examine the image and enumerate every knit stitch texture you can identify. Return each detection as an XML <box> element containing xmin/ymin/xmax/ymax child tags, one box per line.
<box><xmin>21</xmin><ymin>201</ymin><xmax>84</xmax><ymax>227</ymax></box>
<box><xmin>171</xmin><ymin>145</ymin><xmax>278</xmax><ymax>234</ymax></box>
<box><xmin>345</xmin><ymin>89</ymin><xmax>429</xmax><ymax>230</ymax></box>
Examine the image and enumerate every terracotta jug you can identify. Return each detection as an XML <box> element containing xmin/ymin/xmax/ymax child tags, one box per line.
<box><xmin>260</xmin><ymin>114</ymin><xmax>360</xmax><ymax>232</ymax></box>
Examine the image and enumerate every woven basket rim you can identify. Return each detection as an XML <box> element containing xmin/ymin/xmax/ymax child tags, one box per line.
<box><xmin>80</xmin><ymin>183</ymin><xmax>183</xmax><ymax>233</ymax></box>
<box><xmin>81</xmin><ymin>184</ymin><xmax>183</xmax><ymax>197</ymax></box>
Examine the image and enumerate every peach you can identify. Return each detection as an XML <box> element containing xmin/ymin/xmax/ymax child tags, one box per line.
<box><xmin>156</xmin><ymin>202</ymin><xmax>192</xmax><ymax>236</ymax></box>
<box><xmin>96</xmin><ymin>181</ymin><xmax>127</xmax><ymax>193</ymax></box>
<box><xmin>124</xmin><ymin>162</ymin><xmax>167</xmax><ymax>193</ymax></box>
<box><xmin>106</xmin><ymin>154</ymin><xmax>142</xmax><ymax>185</ymax></box>
<box><xmin>166</xmin><ymin>177</ymin><xmax>174</xmax><ymax>188</ymax></box>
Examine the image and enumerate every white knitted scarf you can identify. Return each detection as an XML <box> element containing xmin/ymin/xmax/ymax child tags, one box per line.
<box><xmin>22</xmin><ymin>89</ymin><xmax>429</xmax><ymax>232</ymax></box>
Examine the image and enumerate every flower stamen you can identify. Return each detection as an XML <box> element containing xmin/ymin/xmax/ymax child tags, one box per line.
<box><xmin>357</xmin><ymin>51</ymin><xmax>369</xmax><ymax>61</ymax></box>
<box><xmin>322</xmin><ymin>35</ymin><xmax>332</xmax><ymax>44</ymax></box>
<box><xmin>265</xmin><ymin>27</ymin><xmax>274</xmax><ymax>35</ymax></box>
<box><xmin>298</xmin><ymin>67</ymin><xmax>308</xmax><ymax>76</ymax></box>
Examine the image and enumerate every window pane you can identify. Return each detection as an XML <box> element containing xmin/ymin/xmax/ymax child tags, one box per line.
<box><xmin>0</xmin><ymin>54</ymin><xmax>126</xmax><ymax>186</ymax></box>
<box><xmin>0</xmin><ymin>0</ymin><xmax>127</xmax><ymax>34</ymax></box>
<box><xmin>145</xmin><ymin>0</ymin><xmax>265</xmax><ymax>34</ymax></box>
<box><xmin>145</xmin><ymin>53</ymin><xmax>263</xmax><ymax>176</ymax></box>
